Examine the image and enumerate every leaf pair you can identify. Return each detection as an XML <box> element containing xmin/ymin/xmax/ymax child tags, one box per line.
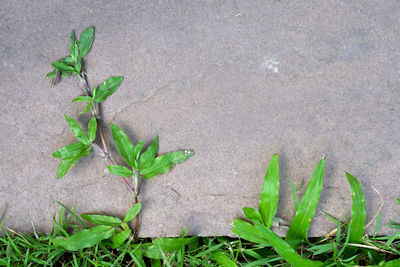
<box><xmin>52</xmin><ymin>203</ymin><xmax>141</xmax><ymax>251</ymax></box>
<box><xmin>108</xmin><ymin>123</ymin><xmax>194</xmax><ymax>180</ymax></box>
<box><xmin>72</xmin><ymin>76</ymin><xmax>124</xmax><ymax>114</ymax></box>
<box><xmin>46</xmin><ymin>27</ymin><xmax>94</xmax><ymax>84</ymax></box>
<box><xmin>52</xmin><ymin>116</ymin><xmax>97</xmax><ymax>178</ymax></box>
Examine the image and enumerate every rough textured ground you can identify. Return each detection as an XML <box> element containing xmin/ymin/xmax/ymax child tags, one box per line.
<box><xmin>1</xmin><ymin>1</ymin><xmax>399</xmax><ymax>237</ymax></box>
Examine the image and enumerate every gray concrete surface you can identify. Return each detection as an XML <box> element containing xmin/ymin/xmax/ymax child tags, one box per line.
<box><xmin>1</xmin><ymin>1</ymin><xmax>400</xmax><ymax>237</ymax></box>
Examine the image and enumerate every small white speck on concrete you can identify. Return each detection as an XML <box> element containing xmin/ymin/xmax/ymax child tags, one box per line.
<box><xmin>104</xmin><ymin>168</ymin><xmax>109</xmax><ymax>174</ymax></box>
<box><xmin>261</xmin><ymin>58</ymin><xmax>280</xmax><ymax>73</ymax></box>
<box><xmin>158</xmin><ymin>223</ymin><xmax>164</xmax><ymax>228</ymax></box>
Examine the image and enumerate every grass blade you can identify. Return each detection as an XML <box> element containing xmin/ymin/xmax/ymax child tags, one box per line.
<box><xmin>213</xmin><ymin>250</ymin><xmax>237</xmax><ymax>267</ymax></box>
<box><xmin>259</xmin><ymin>154</ymin><xmax>279</xmax><ymax>228</ymax></box>
<box><xmin>286</xmin><ymin>157</ymin><xmax>325</xmax><ymax>249</ymax></box>
<box><xmin>254</xmin><ymin>224</ymin><xmax>324</xmax><ymax>267</ymax></box>
<box><xmin>346</xmin><ymin>172</ymin><xmax>366</xmax><ymax>244</ymax></box>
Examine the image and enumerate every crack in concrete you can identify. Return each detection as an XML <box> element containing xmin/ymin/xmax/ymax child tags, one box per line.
<box><xmin>107</xmin><ymin>83</ymin><xmax>172</xmax><ymax>126</ymax></box>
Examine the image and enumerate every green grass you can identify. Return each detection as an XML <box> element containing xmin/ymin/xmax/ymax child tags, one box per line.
<box><xmin>1</xmin><ymin>155</ymin><xmax>400</xmax><ymax>266</ymax></box>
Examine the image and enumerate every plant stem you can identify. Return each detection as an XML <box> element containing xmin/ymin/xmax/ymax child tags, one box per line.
<box><xmin>75</xmin><ymin>73</ymin><xmax>140</xmax><ymax>239</ymax></box>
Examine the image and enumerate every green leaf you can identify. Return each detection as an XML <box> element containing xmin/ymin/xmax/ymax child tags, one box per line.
<box><xmin>59</xmin><ymin>56</ymin><xmax>75</xmax><ymax>65</ymax></box>
<box><xmin>346</xmin><ymin>172</ymin><xmax>366</xmax><ymax>244</ymax></box>
<box><xmin>70</xmin><ymin>30</ymin><xmax>78</xmax><ymax>62</ymax></box>
<box><xmin>57</xmin><ymin>158</ymin><xmax>78</xmax><ymax>179</ymax></box>
<box><xmin>108</xmin><ymin>165</ymin><xmax>133</xmax><ymax>177</ymax></box>
<box><xmin>61</xmin><ymin>72</ymin><xmax>73</xmax><ymax>77</ymax></box>
<box><xmin>110</xmin><ymin>229</ymin><xmax>131</xmax><ymax>249</ymax></box>
<box><xmin>81</xmin><ymin>214</ymin><xmax>122</xmax><ymax>227</ymax></box>
<box><xmin>51</xmin><ymin>62</ymin><xmax>75</xmax><ymax>73</ymax></box>
<box><xmin>254</xmin><ymin>224</ymin><xmax>324</xmax><ymax>267</ymax></box>
<box><xmin>74</xmin><ymin>58</ymin><xmax>82</xmax><ymax>73</ymax></box>
<box><xmin>46</xmin><ymin>70</ymin><xmax>57</xmax><ymax>78</ymax></box>
<box><xmin>64</xmin><ymin>115</ymin><xmax>89</xmax><ymax>144</ymax></box>
<box><xmin>124</xmin><ymin>203</ymin><xmax>142</xmax><ymax>222</ymax></box>
<box><xmin>140</xmin><ymin>149</ymin><xmax>195</xmax><ymax>179</ymax></box>
<box><xmin>259</xmin><ymin>154</ymin><xmax>279</xmax><ymax>228</ymax></box>
<box><xmin>286</xmin><ymin>157</ymin><xmax>325</xmax><ymax>249</ymax></box>
<box><xmin>133</xmin><ymin>140</ymin><xmax>143</xmax><ymax>169</ymax></box>
<box><xmin>87</xmin><ymin>117</ymin><xmax>97</xmax><ymax>143</ymax></box>
<box><xmin>110</xmin><ymin>123</ymin><xmax>135</xmax><ymax>167</ymax></box>
<box><xmin>243</xmin><ymin>207</ymin><xmax>263</xmax><ymax>225</ymax></box>
<box><xmin>52</xmin><ymin>142</ymin><xmax>89</xmax><ymax>159</ymax></box>
<box><xmin>95</xmin><ymin>76</ymin><xmax>124</xmax><ymax>102</ymax></box>
<box><xmin>80</xmin><ymin>99</ymin><xmax>93</xmax><ymax>114</ymax></box>
<box><xmin>213</xmin><ymin>251</ymin><xmax>237</xmax><ymax>267</ymax></box>
<box><xmin>51</xmin><ymin>225</ymin><xmax>114</xmax><ymax>251</ymax></box>
<box><xmin>397</xmin><ymin>198</ymin><xmax>400</xmax><ymax>206</ymax></box>
<box><xmin>56</xmin><ymin>148</ymin><xmax>91</xmax><ymax>178</ymax></box>
<box><xmin>77</xmin><ymin>27</ymin><xmax>94</xmax><ymax>58</ymax></box>
<box><xmin>232</xmin><ymin>219</ymin><xmax>270</xmax><ymax>244</ymax></box>
<box><xmin>144</xmin><ymin>237</ymin><xmax>197</xmax><ymax>259</ymax></box>
<box><xmin>139</xmin><ymin>135</ymin><xmax>159</xmax><ymax>169</ymax></box>
<box><xmin>72</xmin><ymin>96</ymin><xmax>91</xmax><ymax>103</ymax></box>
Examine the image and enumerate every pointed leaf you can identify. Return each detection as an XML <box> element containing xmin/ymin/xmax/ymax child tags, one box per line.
<box><xmin>80</xmin><ymin>99</ymin><xmax>93</xmax><ymax>114</ymax></box>
<box><xmin>57</xmin><ymin>157</ymin><xmax>79</xmax><ymax>179</ymax></box>
<box><xmin>140</xmin><ymin>149</ymin><xmax>195</xmax><ymax>179</ymax></box>
<box><xmin>65</xmin><ymin>115</ymin><xmax>89</xmax><ymax>144</ymax></box>
<box><xmin>53</xmin><ymin>142</ymin><xmax>89</xmax><ymax>159</ymax></box>
<box><xmin>346</xmin><ymin>172</ymin><xmax>366</xmax><ymax>244</ymax></box>
<box><xmin>72</xmin><ymin>96</ymin><xmax>91</xmax><ymax>103</ymax></box>
<box><xmin>56</xmin><ymin>148</ymin><xmax>91</xmax><ymax>178</ymax></box>
<box><xmin>77</xmin><ymin>27</ymin><xmax>94</xmax><ymax>58</ymax></box>
<box><xmin>51</xmin><ymin>62</ymin><xmax>75</xmax><ymax>73</ymax></box>
<box><xmin>110</xmin><ymin>229</ymin><xmax>131</xmax><ymax>249</ymax></box>
<box><xmin>70</xmin><ymin>30</ymin><xmax>78</xmax><ymax>62</ymax></box>
<box><xmin>124</xmin><ymin>203</ymin><xmax>142</xmax><ymax>222</ymax></box>
<box><xmin>81</xmin><ymin>214</ymin><xmax>122</xmax><ymax>227</ymax></box>
<box><xmin>259</xmin><ymin>154</ymin><xmax>279</xmax><ymax>228</ymax></box>
<box><xmin>286</xmin><ymin>157</ymin><xmax>325</xmax><ymax>249</ymax></box>
<box><xmin>139</xmin><ymin>135</ymin><xmax>159</xmax><ymax>169</ymax></box>
<box><xmin>59</xmin><ymin>56</ymin><xmax>75</xmax><ymax>65</ymax></box>
<box><xmin>108</xmin><ymin>165</ymin><xmax>133</xmax><ymax>177</ymax></box>
<box><xmin>51</xmin><ymin>225</ymin><xmax>114</xmax><ymax>251</ymax></box>
<box><xmin>243</xmin><ymin>207</ymin><xmax>263</xmax><ymax>225</ymax></box>
<box><xmin>232</xmin><ymin>219</ymin><xmax>270</xmax><ymax>244</ymax></box>
<box><xmin>95</xmin><ymin>76</ymin><xmax>124</xmax><ymax>102</ymax></box>
<box><xmin>87</xmin><ymin>117</ymin><xmax>97</xmax><ymax>143</ymax></box>
<box><xmin>46</xmin><ymin>70</ymin><xmax>57</xmax><ymax>78</ymax></box>
<box><xmin>133</xmin><ymin>140</ymin><xmax>143</xmax><ymax>169</ymax></box>
<box><xmin>110</xmin><ymin>123</ymin><xmax>135</xmax><ymax>167</ymax></box>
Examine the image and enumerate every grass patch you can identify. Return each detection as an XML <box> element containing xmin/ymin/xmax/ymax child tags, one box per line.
<box><xmin>1</xmin><ymin>155</ymin><xmax>400</xmax><ymax>266</ymax></box>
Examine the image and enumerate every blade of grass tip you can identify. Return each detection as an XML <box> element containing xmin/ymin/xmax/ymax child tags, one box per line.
<box><xmin>286</xmin><ymin>157</ymin><xmax>325</xmax><ymax>249</ymax></box>
<box><xmin>253</xmin><ymin>223</ymin><xmax>324</xmax><ymax>267</ymax></box>
<box><xmin>345</xmin><ymin>172</ymin><xmax>366</xmax><ymax>244</ymax></box>
<box><xmin>289</xmin><ymin>176</ymin><xmax>300</xmax><ymax>212</ymax></box>
<box><xmin>213</xmin><ymin>250</ymin><xmax>237</xmax><ymax>267</ymax></box>
<box><xmin>259</xmin><ymin>154</ymin><xmax>280</xmax><ymax>228</ymax></box>
<box><xmin>56</xmin><ymin>201</ymin><xmax>88</xmax><ymax>228</ymax></box>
